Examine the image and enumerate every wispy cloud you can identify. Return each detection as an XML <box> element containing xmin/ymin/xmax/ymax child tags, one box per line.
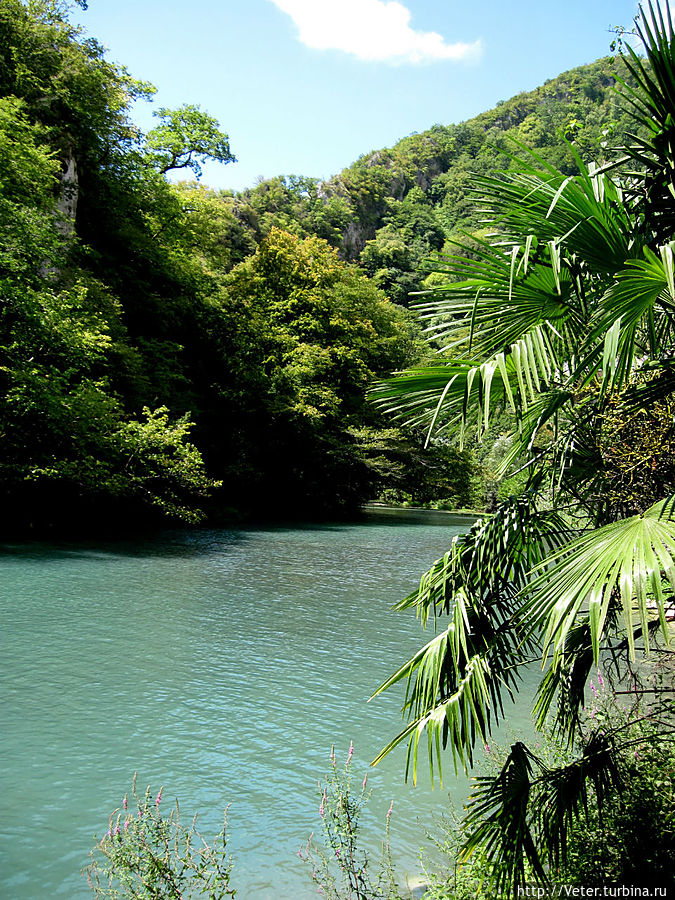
<box><xmin>268</xmin><ymin>0</ymin><xmax>482</xmax><ymax>64</ymax></box>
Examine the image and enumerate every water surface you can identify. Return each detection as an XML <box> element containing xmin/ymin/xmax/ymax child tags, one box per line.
<box><xmin>1</xmin><ymin>512</ymin><xmax>533</xmax><ymax>898</ymax></box>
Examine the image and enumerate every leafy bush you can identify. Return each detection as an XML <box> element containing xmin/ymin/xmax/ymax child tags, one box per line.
<box><xmin>86</xmin><ymin>777</ymin><xmax>235</xmax><ymax>899</ymax></box>
<box><xmin>300</xmin><ymin>744</ymin><xmax>402</xmax><ymax>900</ymax></box>
<box><xmin>557</xmin><ymin>672</ymin><xmax>675</xmax><ymax>889</ymax></box>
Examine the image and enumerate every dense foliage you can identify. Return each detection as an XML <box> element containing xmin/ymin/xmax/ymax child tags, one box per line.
<box><xmin>0</xmin><ymin>0</ymin><xmax>646</xmax><ymax>533</ymax></box>
<box><xmin>0</xmin><ymin>0</ymin><xmax>423</xmax><ymax>531</ymax></box>
<box><xmin>371</xmin><ymin>1</ymin><xmax>675</xmax><ymax>892</ymax></box>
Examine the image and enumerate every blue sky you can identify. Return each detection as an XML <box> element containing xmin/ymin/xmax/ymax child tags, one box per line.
<box><xmin>73</xmin><ymin>0</ymin><xmax>643</xmax><ymax>192</ymax></box>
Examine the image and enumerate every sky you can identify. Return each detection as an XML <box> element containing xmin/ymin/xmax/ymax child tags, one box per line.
<box><xmin>72</xmin><ymin>0</ymin><xmax>645</xmax><ymax>193</ymax></box>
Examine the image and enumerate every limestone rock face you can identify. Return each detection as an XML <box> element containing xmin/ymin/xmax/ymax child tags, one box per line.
<box><xmin>55</xmin><ymin>151</ymin><xmax>78</xmax><ymax>237</ymax></box>
<box><xmin>342</xmin><ymin>220</ymin><xmax>370</xmax><ymax>258</ymax></box>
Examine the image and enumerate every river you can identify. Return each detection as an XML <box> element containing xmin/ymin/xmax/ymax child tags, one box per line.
<box><xmin>0</xmin><ymin>511</ymin><xmax>536</xmax><ymax>899</ymax></box>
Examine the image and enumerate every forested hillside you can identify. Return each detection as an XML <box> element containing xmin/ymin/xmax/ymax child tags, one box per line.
<box><xmin>0</xmin><ymin>0</ymin><xmax>638</xmax><ymax>534</ymax></box>
<box><xmin>229</xmin><ymin>55</ymin><xmax>636</xmax><ymax>301</ymax></box>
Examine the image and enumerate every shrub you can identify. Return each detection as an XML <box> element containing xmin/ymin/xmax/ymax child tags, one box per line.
<box><xmin>85</xmin><ymin>776</ymin><xmax>235</xmax><ymax>899</ymax></box>
<box><xmin>300</xmin><ymin>743</ymin><xmax>402</xmax><ymax>900</ymax></box>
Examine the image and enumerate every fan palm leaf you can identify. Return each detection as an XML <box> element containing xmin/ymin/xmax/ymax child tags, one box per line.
<box><xmin>371</xmin><ymin>1</ymin><xmax>675</xmax><ymax>890</ymax></box>
<box><xmin>472</xmin><ymin>149</ymin><xmax>634</xmax><ymax>274</ymax></box>
<box><xmin>370</xmin><ymin>499</ymin><xmax>568</xmax><ymax>781</ymax></box>
<box><xmin>522</xmin><ymin>496</ymin><xmax>675</xmax><ymax>666</ymax></box>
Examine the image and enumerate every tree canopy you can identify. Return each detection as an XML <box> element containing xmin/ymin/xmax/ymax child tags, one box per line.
<box><xmin>0</xmin><ymin>0</ymin><xmax>654</xmax><ymax>534</ymax></box>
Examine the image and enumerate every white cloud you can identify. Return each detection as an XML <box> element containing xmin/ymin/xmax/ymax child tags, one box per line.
<box><xmin>268</xmin><ymin>0</ymin><xmax>482</xmax><ymax>64</ymax></box>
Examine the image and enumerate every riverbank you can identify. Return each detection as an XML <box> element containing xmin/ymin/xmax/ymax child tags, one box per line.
<box><xmin>363</xmin><ymin>502</ymin><xmax>480</xmax><ymax>525</ymax></box>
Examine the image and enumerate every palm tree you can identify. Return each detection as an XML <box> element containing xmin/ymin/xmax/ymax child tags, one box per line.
<box><xmin>370</xmin><ymin>2</ymin><xmax>675</xmax><ymax>890</ymax></box>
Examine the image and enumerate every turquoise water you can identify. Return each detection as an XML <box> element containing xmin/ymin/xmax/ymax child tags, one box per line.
<box><xmin>0</xmin><ymin>513</ymin><xmax>534</xmax><ymax>899</ymax></box>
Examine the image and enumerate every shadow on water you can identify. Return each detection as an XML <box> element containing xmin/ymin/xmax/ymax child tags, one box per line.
<box><xmin>362</xmin><ymin>506</ymin><xmax>478</xmax><ymax>527</ymax></box>
<box><xmin>0</xmin><ymin>506</ymin><xmax>474</xmax><ymax>562</ymax></box>
<box><xmin>0</xmin><ymin>528</ymin><xmax>249</xmax><ymax>562</ymax></box>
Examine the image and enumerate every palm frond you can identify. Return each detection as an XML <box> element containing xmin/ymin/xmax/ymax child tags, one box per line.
<box><xmin>470</xmin><ymin>147</ymin><xmax>633</xmax><ymax>274</ymax></box>
<box><xmin>371</xmin><ymin>499</ymin><xmax>568</xmax><ymax>782</ymax></box>
<box><xmin>522</xmin><ymin>496</ymin><xmax>675</xmax><ymax>668</ymax></box>
<box><xmin>415</xmin><ymin>238</ymin><xmax>577</xmax><ymax>360</ymax></box>
<box><xmin>371</xmin><ymin>334</ymin><xmax>568</xmax><ymax>450</ymax></box>
<box><xmin>617</xmin><ymin>1</ymin><xmax>675</xmax><ymax>238</ymax></box>
<box><xmin>461</xmin><ymin>730</ymin><xmax>622</xmax><ymax>892</ymax></box>
<box><xmin>460</xmin><ymin>742</ymin><xmax>547</xmax><ymax>892</ymax></box>
<box><xmin>588</xmin><ymin>242</ymin><xmax>675</xmax><ymax>395</ymax></box>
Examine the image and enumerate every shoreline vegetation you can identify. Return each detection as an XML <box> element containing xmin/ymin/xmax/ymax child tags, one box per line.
<box><xmin>0</xmin><ymin>0</ymin><xmax>646</xmax><ymax>539</ymax></box>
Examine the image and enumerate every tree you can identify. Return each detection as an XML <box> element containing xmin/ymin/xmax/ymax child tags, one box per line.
<box><xmin>222</xmin><ymin>228</ymin><xmax>418</xmax><ymax>513</ymax></box>
<box><xmin>370</xmin><ymin>2</ymin><xmax>675</xmax><ymax>891</ymax></box>
<box><xmin>145</xmin><ymin>104</ymin><xmax>235</xmax><ymax>178</ymax></box>
<box><xmin>0</xmin><ymin>1</ymin><xmax>222</xmax><ymax>532</ymax></box>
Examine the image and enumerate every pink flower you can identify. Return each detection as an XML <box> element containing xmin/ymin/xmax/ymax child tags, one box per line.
<box><xmin>319</xmin><ymin>791</ymin><xmax>326</xmax><ymax>818</ymax></box>
<box><xmin>114</xmin><ymin>825</ymin><xmax>120</xmax><ymax>836</ymax></box>
<box><xmin>123</xmin><ymin>796</ymin><xmax>128</xmax><ymax>810</ymax></box>
<box><xmin>590</xmin><ymin>680</ymin><xmax>598</xmax><ymax>699</ymax></box>
<box><xmin>347</xmin><ymin>741</ymin><xmax>354</xmax><ymax>763</ymax></box>
<box><xmin>484</xmin><ymin>743</ymin><xmax>491</xmax><ymax>754</ymax></box>
<box><xmin>362</xmin><ymin>774</ymin><xmax>367</xmax><ymax>789</ymax></box>
<box><xmin>386</xmin><ymin>801</ymin><xmax>393</xmax><ymax>820</ymax></box>
<box><xmin>155</xmin><ymin>788</ymin><xmax>163</xmax><ymax>807</ymax></box>
<box><xmin>597</xmin><ymin>670</ymin><xmax>604</xmax><ymax>688</ymax></box>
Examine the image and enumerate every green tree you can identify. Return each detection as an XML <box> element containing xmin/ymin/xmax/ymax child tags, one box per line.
<box><xmin>145</xmin><ymin>104</ymin><xmax>235</xmax><ymax>178</ymax></box>
<box><xmin>370</xmin><ymin>2</ymin><xmax>675</xmax><ymax>891</ymax></box>
<box><xmin>223</xmin><ymin>228</ymin><xmax>418</xmax><ymax>513</ymax></box>
<box><xmin>0</xmin><ymin>1</ymin><xmax>222</xmax><ymax>531</ymax></box>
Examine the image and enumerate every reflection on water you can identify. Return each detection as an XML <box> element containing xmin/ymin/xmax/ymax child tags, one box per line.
<box><xmin>0</xmin><ymin>513</ymin><xmax>536</xmax><ymax>899</ymax></box>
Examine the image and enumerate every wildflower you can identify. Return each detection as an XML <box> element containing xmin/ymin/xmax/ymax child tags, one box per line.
<box><xmin>347</xmin><ymin>740</ymin><xmax>354</xmax><ymax>763</ymax></box>
<box><xmin>124</xmin><ymin>820</ymin><xmax>129</xmax><ymax>831</ymax></box>
<box><xmin>597</xmin><ymin>670</ymin><xmax>604</xmax><ymax>688</ymax></box>
<box><xmin>114</xmin><ymin>825</ymin><xmax>120</xmax><ymax>836</ymax></box>
<box><xmin>155</xmin><ymin>788</ymin><xmax>163</xmax><ymax>807</ymax></box>
<box><xmin>362</xmin><ymin>774</ymin><xmax>367</xmax><ymax>789</ymax></box>
<box><xmin>123</xmin><ymin>795</ymin><xmax>128</xmax><ymax>810</ymax></box>
<box><xmin>319</xmin><ymin>791</ymin><xmax>326</xmax><ymax>818</ymax></box>
<box><xmin>330</xmin><ymin>746</ymin><xmax>336</xmax><ymax>768</ymax></box>
<box><xmin>590</xmin><ymin>680</ymin><xmax>598</xmax><ymax>699</ymax></box>
<box><xmin>386</xmin><ymin>801</ymin><xmax>393</xmax><ymax>820</ymax></box>
<box><xmin>484</xmin><ymin>742</ymin><xmax>490</xmax><ymax>754</ymax></box>
<box><xmin>335</xmin><ymin>848</ymin><xmax>340</xmax><ymax>859</ymax></box>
